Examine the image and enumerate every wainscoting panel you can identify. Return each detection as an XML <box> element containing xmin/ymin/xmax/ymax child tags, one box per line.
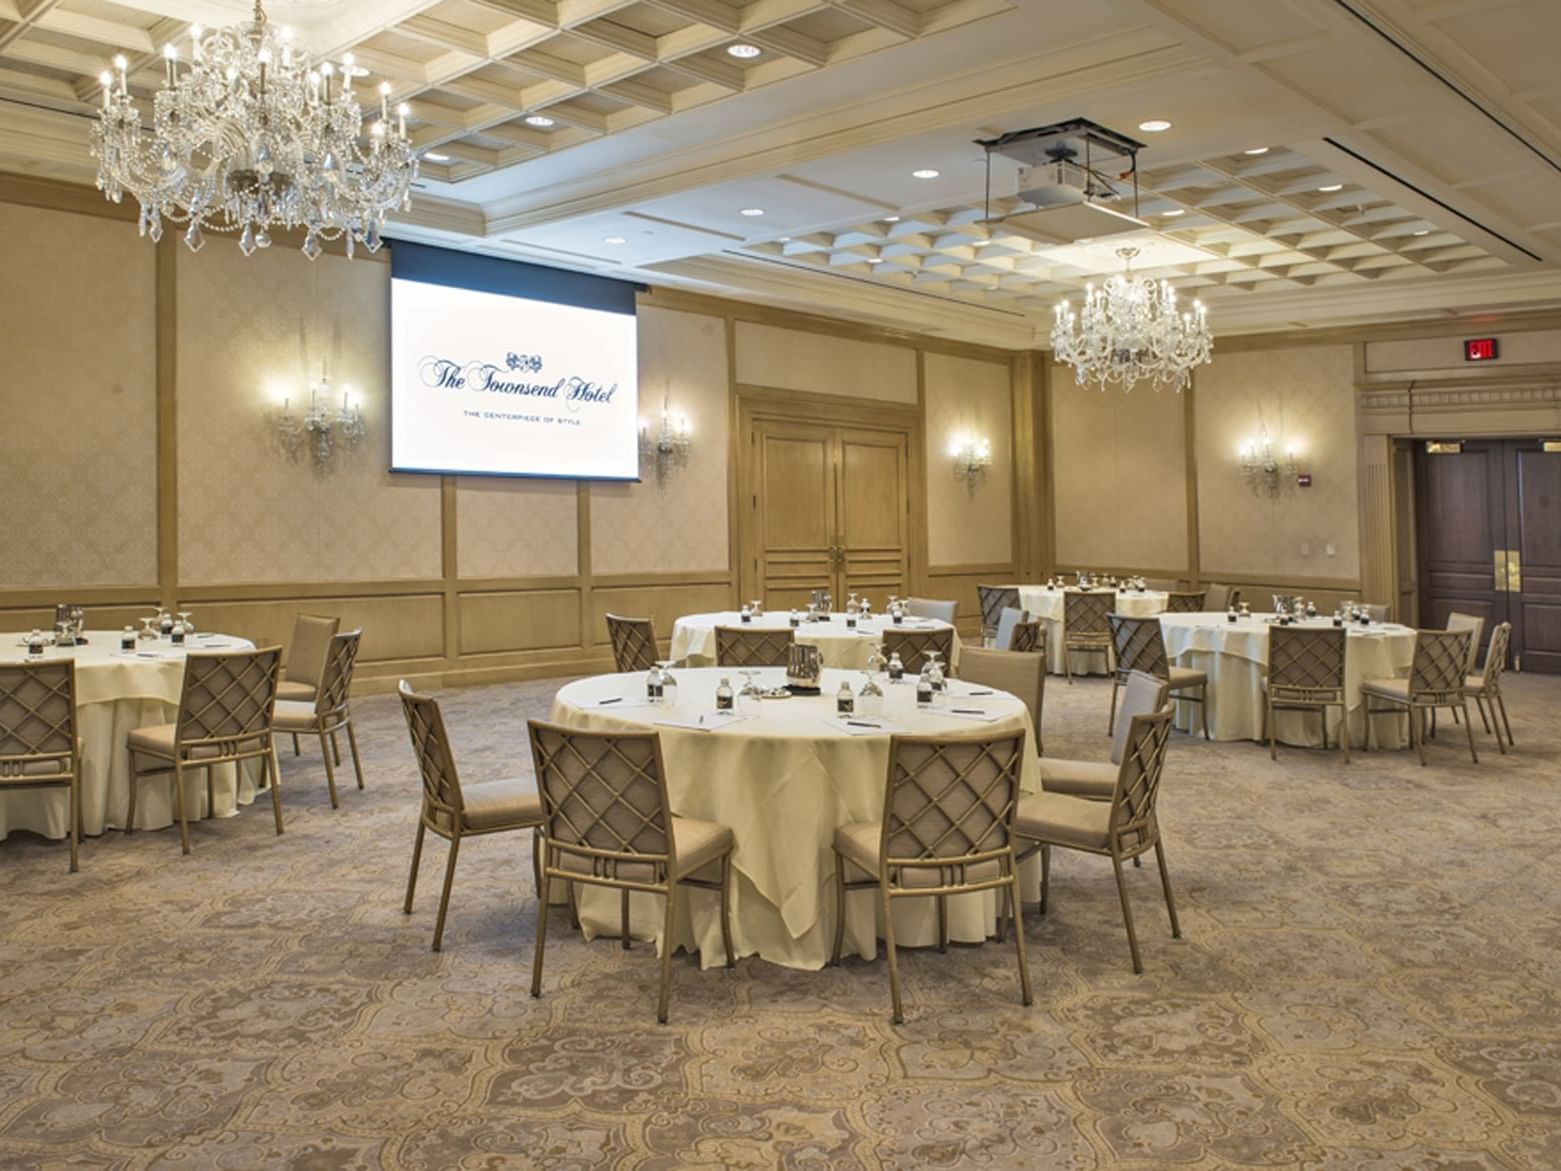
<box><xmin>459</xmin><ymin>589</ymin><xmax>583</xmax><ymax>655</ymax></box>
<box><xmin>187</xmin><ymin>593</ymin><xmax>447</xmax><ymax>666</ymax></box>
<box><xmin>590</xmin><ymin>580</ymin><xmax>735</xmax><ymax>648</ymax></box>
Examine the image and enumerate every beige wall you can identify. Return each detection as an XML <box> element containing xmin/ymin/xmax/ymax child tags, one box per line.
<box><xmin>735</xmin><ymin>321</ymin><xmax>918</xmax><ymax>403</ymax></box>
<box><xmin>923</xmin><ymin>352</ymin><xmax>1013</xmax><ymax>567</ymax></box>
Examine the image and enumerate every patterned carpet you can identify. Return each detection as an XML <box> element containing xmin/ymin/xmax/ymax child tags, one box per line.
<box><xmin>1</xmin><ymin>670</ymin><xmax>1559</xmax><ymax>1170</ymax></box>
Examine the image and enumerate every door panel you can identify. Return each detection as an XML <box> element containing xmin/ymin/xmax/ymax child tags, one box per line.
<box><xmin>1513</xmin><ymin>446</ymin><xmax>1561</xmax><ymax>672</ymax></box>
<box><xmin>1415</xmin><ymin>442</ymin><xmax>1505</xmax><ymax>654</ymax></box>
<box><xmin>839</xmin><ymin>429</ymin><xmax>909</xmax><ymax>601</ymax></box>
<box><xmin>757</xmin><ymin>423</ymin><xmax>836</xmax><ymax>609</ymax></box>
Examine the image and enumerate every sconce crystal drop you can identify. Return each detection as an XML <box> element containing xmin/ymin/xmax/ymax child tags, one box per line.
<box><xmin>639</xmin><ymin>394</ymin><xmax>691</xmax><ymax>484</ymax></box>
<box><xmin>952</xmin><ymin>435</ymin><xmax>993</xmax><ymax>495</ymax></box>
<box><xmin>1239</xmin><ymin>427</ymin><xmax>1298</xmax><ymax>499</ymax></box>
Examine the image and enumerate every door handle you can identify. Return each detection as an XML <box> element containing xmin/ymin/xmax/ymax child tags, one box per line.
<box><xmin>1494</xmin><ymin>550</ymin><xmax>1509</xmax><ymax>592</ymax></box>
<box><xmin>1507</xmin><ymin>549</ymin><xmax>1521</xmax><ymax>592</ymax></box>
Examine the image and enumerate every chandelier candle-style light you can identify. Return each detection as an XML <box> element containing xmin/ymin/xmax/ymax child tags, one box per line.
<box><xmin>91</xmin><ymin>1</ymin><xmax>418</xmax><ymax>259</ymax></box>
<box><xmin>1051</xmin><ymin>247</ymin><xmax>1212</xmax><ymax>392</ymax></box>
<box><xmin>639</xmin><ymin>394</ymin><xmax>692</xmax><ymax>484</ymax></box>
<box><xmin>1239</xmin><ymin>428</ymin><xmax>1299</xmax><ymax>499</ymax></box>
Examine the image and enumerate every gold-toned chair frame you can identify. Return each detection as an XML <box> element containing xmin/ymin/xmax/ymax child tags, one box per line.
<box><xmin>527</xmin><ymin>720</ymin><xmax>735</xmax><ymax>1024</ymax></box>
<box><xmin>1016</xmin><ymin>708</ymin><xmax>1179</xmax><ymax>973</ymax></box>
<box><xmin>714</xmin><ymin>625</ymin><xmax>795</xmax><ymax>668</ymax></box>
<box><xmin>1108</xmin><ymin>614</ymin><xmax>1208</xmax><ymax>740</ymax></box>
<box><xmin>127</xmin><ymin>646</ymin><xmax>284</xmax><ymax>856</ymax></box>
<box><xmin>283</xmin><ymin>612</ymin><xmax>340</xmax><ymax>757</ymax></box>
<box><xmin>605</xmin><ymin>612</ymin><xmax>659</xmax><ymax>673</ymax></box>
<box><xmin>1363</xmin><ymin>629</ymin><xmax>1477</xmax><ymax>766</ymax></box>
<box><xmin>1467</xmin><ymin>621</ymin><xmax>1514</xmax><ymax>753</ymax></box>
<box><xmin>1165</xmin><ymin>590</ymin><xmax>1207</xmax><ymax>613</ymax></box>
<box><xmin>399</xmin><ymin>681</ymin><xmax>544</xmax><ymax>952</ymax></box>
<box><xmin>976</xmin><ymin>585</ymin><xmax>1020</xmax><ymax>644</ymax></box>
<box><xmin>1010</xmin><ymin>619</ymin><xmax>1045</xmax><ymax>655</ymax></box>
<box><xmin>276</xmin><ymin>629</ymin><xmax>365</xmax><ymax>808</ymax></box>
<box><xmin>1062</xmin><ymin>590</ymin><xmax>1114</xmax><ymax>684</ymax></box>
<box><xmin>1263</xmin><ymin>625</ymin><xmax>1349</xmax><ymax>763</ymax></box>
<box><xmin>0</xmin><ymin>660</ymin><xmax>81</xmax><ymax>872</ymax></box>
<box><xmin>881</xmin><ymin>626</ymin><xmax>956</xmax><ymax>676</ymax></box>
<box><xmin>831</xmin><ymin>732</ymin><xmax>1031</xmax><ymax>1024</ymax></box>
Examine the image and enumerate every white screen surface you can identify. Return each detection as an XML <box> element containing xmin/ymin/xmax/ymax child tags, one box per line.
<box><xmin>390</xmin><ymin>277</ymin><xmax>639</xmax><ymax>479</ymax></box>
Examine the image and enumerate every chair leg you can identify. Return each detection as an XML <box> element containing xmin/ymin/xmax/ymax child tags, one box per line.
<box><xmin>995</xmin><ymin>884</ymin><xmax>1008</xmax><ymax>944</ymax></box>
<box><xmin>291</xmin><ymin>732</ymin><xmax>301</xmax><ymax>757</ymax></box>
<box><xmin>566</xmin><ymin>881</ymin><xmax>581</xmax><ymax>930</ymax></box>
<box><xmin>1110</xmin><ymin>851</ymin><xmax>1142</xmax><ymax>974</ymax></box>
<box><xmin>404</xmin><ymin>821</ymin><xmax>426</xmax><ymax>914</ymax></box>
<box><xmin>1475</xmin><ymin>695</ymin><xmax>1492</xmax><ymax>734</ymax></box>
<box><xmin>431</xmin><ymin>832</ymin><xmax>461</xmax><ymax>952</ymax></box>
<box><xmin>1064</xmin><ymin>644</ymin><xmax>1074</xmax><ymax>685</ymax></box>
<box><xmin>621</xmin><ymin>888</ymin><xmax>632</xmax><ymax>951</ymax></box>
<box><xmin>1200</xmin><ymin>687</ymin><xmax>1210</xmax><ymax>741</ymax></box>
<box><xmin>719</xmin><ymin>855</ymin><xmax>736</xmax><ymax>970</ymax></box>
<box><xmin>1364</xmin><ymin>699</ymin><xmax>1376</xmax><ymax>751</ymax></box>
<box><xmin>831</xmin><ymin>852</ymin><xmax>847</xmax><ymax>966</ymax></box>
<box><xmin>531</xmin><ymin>828</ymin><xmax>543</xmax><ymax>897</ymax></box>
<box><xmin>1039</xmin><ymin>844</ymin><xmax>1051</xmax><ymax>915</ymax></box>
<box><xmin>173</xmin><ymin>763</ymin><xmax>190</xmax><ymax>856</ymax></box>
<box><xmin>1338</xmin><ymin>702</ymin><xmax>1350</xmax><ymax>764</ymax></box>
<box><xmin>1265</xmin><ymin>698</ymin><xmax>1276</xmax><ymax>761</ymax></box>
<box><xmin>1154</xmin><ymin>841</ymin><xmax>1181</xmax><ymax>939</ymax></box>
<box><xmin>266</xmin><ymin>747</ymin><xmax>284</xmax><ymax>834</ymax></box>
<box><xmin>68</xmin><ymin>776</ymin><xmax>79</xmax><ymax>874</ymax></box>
<box><xmin>656</xmin><ymin>886</ymin><xmax>677</xmax><ymax>1025</ymax></box>
<box><xmin>125</xmin><ymin>750</ymin><xmax>138</xmax><ymax>834</ymax></box>
<box><xmin>1460</xmin><ymin>701</ymin><xmax>1479</xmax><ymax>764</ymax></box>
<box><xmin>1497</xmin><ymin>692</ymin><xmax>1514</xmax><ymax>747</ymax></box>
<box><xmin>205</xmin><ymin>768</ymin><xmax>215</xmax><ymax>821</ymax></box>
<box><xmin>1108</xmin><ymin>677</ymin><xmax>1120</xmax><ymax>735</ymax></box>
<box><xmin>319</xmin><ymin>729</ymin><xmax>341</xmax><ymax>810</ymax></box>
<box><xmin>346</xmin><ymin>720</ymin><xmax>365</xmax><ymax>790</ymax></box>
<box><xmin>880</xmin><ymin>883</ymin><xmax>904</xmax><ymax>1025</ymax></box>
<box><xmin>530</xmin><ymin>864</ymin><xmax>551</xmax><ymax>999</ymax></box>
<box><xmin>1410</xmin><ymin>705</ymin><xmax>1426</xmax><ymax>766</ymax></box>
<box><xmin>331</xmin><ymin>730</ymin><xmax>343</xmax><ymax>767</ymax></box>
<box><xmin>936</xmin><ymin>894</ymin><xmax>948</xmax><ymax>954</ymax></box>
<box><xmin>1009</xmin><ymin>870</ymin><xmax>1032</xmax><ymax>1008</ymax></box>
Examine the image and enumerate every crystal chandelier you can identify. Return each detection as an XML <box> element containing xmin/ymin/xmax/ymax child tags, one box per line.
<box><xmin>90</xmin><ymin>1</ymin><xmax>418</xmax><ymax>259</ymax></box>
<box><xmin>1051</xmin><ymin>247</ymin><xmax>1212</xmax><ymax>391</ymax></box>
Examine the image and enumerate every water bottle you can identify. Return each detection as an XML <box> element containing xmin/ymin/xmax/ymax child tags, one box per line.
<box><xmin>646</xmin><ymin>664</ymin><xmax>665</xmax><ymax>704</ymax></box>
<box><xmin>716</xmin><ymin>677</ymin><xmax>734</xmax><ymax>712</ymax></box>
<box><xmin>887</xmin><ymin>652</ymin><xmax>904</xmax><ymax>682</ymax></box>
<box><xmin>121</xmin><ymin>626</ymin><xmax>136</xmax><ymax>651</ymax></box>
<box><xmin>836</xmin><ymin>681</ymin><xmax>854</xmax><ymax>715</ymax></box>
<box><xmin>915</xmin><ymin>671</ymin><xmax>933</xmax><ymax>709</ymax></box>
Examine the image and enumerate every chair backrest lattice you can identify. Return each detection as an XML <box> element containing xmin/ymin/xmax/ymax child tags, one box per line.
<box><xmin>1481</xmin><ymin>622</ymin><xmax>1513</xmax><ymax>690</ymax></box>
<box><xmin>1410</xmin><ymin>629</ymin><xmax>1472</xmax><ymax>701</ymax></box>
<box><xmin>714</xmin><ymin>626</ymin><xmax>795</xmax><ymax>668</ymax></box>
<box><xmin>1165</xmin><ymin>591</ymin><xmax>1207</xmax><ymax>613</ymax></box>
<box><xmin>1064</xmin><ymin>591</ymin><xmax>1114</xmax><ymax>640</ymax></box>
<box><xmin>175</xmin><ymin>648</ymin><xmax>281</xmax><ymax>748</ymax></box>
<box><xmin>285</xmin><ymin>613</ymin><xmax>341</xmax><ymax>686</ymax></box>
<box><xmin>882</xmin><ymin>627</ymin><xmax>956</xmax><ymax>675</ymax></box>
<box><xmin>605</xmin><ymin>613</ymin><xmax>659</xmax><ymax>673</ymax></box>
<box><xmin>1267</xmin><ymin>626</ymin><xmax>1346</xmax><ymax>696</ymax></box>
<box><xmin>1109</xmin><ymin>708</ymin><xmax>1174</xmax><ymax>852</ymax></box>
<box><xmin>529</xmin><ymin>721</ymin><xmax>673</xmax><ymax>875</ymax></box>
<box><xmin>399</xmin><ymin>681</ymin><xmax>466</xmax><ymax>823</ymax></box>
<box><xmin>880</xmin><ymin>733</ymin><xmax>1025</xmax><ymax>877</ymax></box>
<box><xmin>1010</xmin><ymin>620</ymin><xmax>1045</xmax><ymax>655</ymax></box>
<box><xmin>1110</xmin><ymin>614</ymin><xmax>1169</xmax><ymax>679</ymax></box>
<box><xmin>1111</xmin><ymin>670</ymin><xmax>1170</xmax><ymax>765</ymax></box>
<box><xmin>315</xmin><ymin>629</ymin><xmax>363</xmax><ymax>716</ymax></box>
<box><xmin>0</xmin><ymin>661</ymin><xmax>77</xmax><ymax>781</ymax></box>
<box><xmin>1447</xmin><ymin>612</ymin><xmax>1486</xmax><ymax>674</ymax></box>
<box><xmin>976</xmin><ymin>585</ymin><xmax>1019</xmax><ymax>637</ymax></box>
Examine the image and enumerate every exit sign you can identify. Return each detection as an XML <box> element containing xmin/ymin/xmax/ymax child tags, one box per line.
<box><xmin>1464</xmin><ymin>337</ymin><xmax>1500</xmax><ymax>362</ymax></box>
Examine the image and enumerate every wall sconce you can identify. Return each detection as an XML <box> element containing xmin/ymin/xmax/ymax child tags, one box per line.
<box><xmin>639</xmin><ymin>392</ymin><xmax>691</xmax><ymax>484</ymax></box>
<box><xmin>276</xmin><ymin>375</ymin><xmax>366</xmax><ymax>468</ymax></box>
<box><xmin>1238</xmin><ymin>427</ymin><xmax>1300</xmax><ymax>498</ymax></box>
<box><xmin>951</xmin><ymin>433</ymin><xmax>992</xmax><ymax>495</ymax></box>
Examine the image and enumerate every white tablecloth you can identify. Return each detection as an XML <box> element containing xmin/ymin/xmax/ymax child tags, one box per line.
<box><xmin>550</xmin><ymin>666</ymin><xmax>1040</xmax><ymax>970</ymax></box>
<box><xmin>1158</xmin><ymin>614</ymin><xmax>1417</xmax><ymax>746</ymax></box>
<box><xmin>670</xmin><ymin>611</ymin><xmax>961</xmax><ymax>672</ymax></box>
<box><xmin>1016</xmin><ymin>587</ymin><xmax>1169</xmax><ymax>675</ymax></box>
<box><xmin>0</xmin><ymin>631</ymin><xmax>262</xmax><ymax>843</ymax></box>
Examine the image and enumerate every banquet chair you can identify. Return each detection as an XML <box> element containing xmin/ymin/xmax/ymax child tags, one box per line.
<box><xmin>831</xmin><ymin>731</ymin><xmax>1031</xmax><ymax>1024</ymax></box>
<box><xmin>993</xmin><ymin>606</ymin><xmax>1029</xmax><ymax>652</ymax></box>
<box><xmin>1204</xmin><ymin>583</ymin><xmax>1232</xmax><ymax>612</ymax></box>
<box><xmin>1262</xmin><ymin>625</ymin><xmax>1349</xmax><ymax>763</ymax></box>
<box><xmin>905</xmin><ymin>597</ymin><xmax>958</xmax><ymax>625</ymax></box>
<box><xmin>958</xmin><ymin>647</ymin><xmax>1045</xmax><ymax>746</ymax></box>
<box><xmin>606</xmin><ymin>612</ymin><xmax>660</xmax><ymax>673</ymax></box>
<box><xmin>976</xmin><ymin>585</ymin><xmax>1019</xmax><ymax>645</ymax></box>
<box><xmin>278</xmin><ymin>613</ymin><xmax>340</xmax><ymax>756</ymax></box>
<box><xmin>528</xmin><ymin>721</ymin><xmax>735</xmax><ymax>1024</ymax></box>
<box><xmin>0</xmin><ymin>661</ymin><xmax>81</xmax><ymax>872</ymax></box>
<box><xmin>1142</xmin><ymin>578</ymin><xmax>1180</xmax><ymax>592</ymax></box>
<box><xmin>1446</xmin><ymin>612</ymin><xmax>1486</xmax><ymax>675</ymax></box>
<box><xmin>882</xmin><ymin>626</ymin><xmax>956</xmax><ymax>676</ymax></box>
<box><xmin>1010</xmin><ymin>619</ymin><xmax>1044</xmax><ymax>655</ymax></box>
<box><xmin>1014</xmin><ymin>707</ymin><xmax>1179</xmax><ymax>973</ymax></box>
<box><xmin>1108</xmin><ymin>614</ymin><xmax>1209</xmax><ymax>740</ymax></box>
<box><xmin>399</xmin><ymin>681</ymin><xmax>544</xmax><ymax>952</ymax></box>
<box><xmin>126</xmin><ymin>647</ymin><xmax>283</xmax><ymax>855</ymax></box>
<box><xmin>1061</xmin><ymin>590</ymin><xmax>1114</xmax><ymax>683</ymax></box>
<box><xmin>1361</xmin><ymin>629</ymin><xmax>1476</xmax><ymax>766</ymax></box>
<box><xmin>1465</xmin><ymin>621</ymin><xmax>1514</xmax><ymax>753</ymax></box>
<box><xmin>714</xmin><ymin>626</ymin><xmax>794</xmax><ymax>668</ymax></box>
<box><xmin>271</xmin><ymin>629</ymin><xmax>365</xmax><ymax>809</ymax></box>
<box><xmin>1039</xmin><ymin>670</ymin><xmax>1168</xmax><ymax>801</ymax></box>
<box><xmin>1362</xmin><ymin>603</ymin><xmax>1391</xmax><ymax>623</ymax></box>
<box><xmin>1165</xmin><ymin>590</ymin><xmax>1207</xmax><ymax>613</ymax></box>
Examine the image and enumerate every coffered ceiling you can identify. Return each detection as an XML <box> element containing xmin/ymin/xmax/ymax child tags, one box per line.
<box><xmin>3</xmin><ymin>0</ymin><xmax>1561</xmax><ymax>348</ymax></box>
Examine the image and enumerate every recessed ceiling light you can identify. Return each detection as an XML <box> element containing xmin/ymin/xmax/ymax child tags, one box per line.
<box><xmin>603</xmin><ymin>236</ymin><xmax>626</xmax><ymax>244</ymax></box>
<box><xmin>739</xmin><ymin>207</ymin><xmax>765</xmax><ymax>217</ymax></box>
<box><xmin>884</xmin><ymin>215</ymin><xmax>900</xmax><ymax>223</ymax></box>
<box><xmin>1413</xmin><ymin>229</ymin><xmax>1430</xmax><ymax>236</ymax></box>
<box><xmin>1244</xmin><ymin>146</ymin><xmax>1270</xmax><ymax>155</ymax></box>
<box><xmin>867</xmin><ymin>257</ymin><xmax>884</xmax><ymax>264</ymax></box>
<box><xmin>726</xmin><ymin>43</ymin><xmax>761</xmax><ymax>58</ymax></box>
<box><xmin>1162</xmin><ymin>208</ymin><xmax>1185</xmax><ymax>216</ymax></box>
<box><xmin>524</xmin><ymin>114</ymin><xmax>556</xmax><ymax>127</ymax></box>
<box><xmin>423</xmin><ymin>152</ymin><xmax>451</xmax><ymax>163</ymax></box>
<box><xmin>778</xmin><ymin>236</ymin><xmax>791</xmax><ymax>242</ymax></box>
<box><xmin>1318</xmin><ymin>183</ymin><xmax>1343</xmax><ymax>192</ymax></box>
<box><xmin>1138</xmin><ymin>119</ymin><xmax>1172</xmax><ymax>132</ymax></box>
<box><xmin>911</xmin><ymin>168</ymin><xmax>940</xmax><ymax>179</ymax></box>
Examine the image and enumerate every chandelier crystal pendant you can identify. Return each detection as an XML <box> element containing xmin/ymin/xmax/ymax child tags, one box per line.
<box><xmin>90</xmin><ymin>0</ymin><xmax>418</xmax><ymax>259</ymax></box>
<box><xmin>1051</xmin><ymin>247</ymin><xmax>1213</xmax><ymax>392</ymax></box>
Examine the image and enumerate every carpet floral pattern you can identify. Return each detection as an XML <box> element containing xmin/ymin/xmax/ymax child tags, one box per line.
<box><xmin>1</xmin><ymin>672</ymin><xmax>1559</xmax><ymax>1169</ymax></box>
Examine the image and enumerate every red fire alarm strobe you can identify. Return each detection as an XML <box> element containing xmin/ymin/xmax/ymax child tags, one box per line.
<box><xmin>1297</xmin><ymin>473</ymin><xmax>1313</xmax><ymax>488</ymax></box>
<box><xmin>1464</xmin><ymin>338</ymin><xmax>1499</xmax><ymax>362</ymax></box>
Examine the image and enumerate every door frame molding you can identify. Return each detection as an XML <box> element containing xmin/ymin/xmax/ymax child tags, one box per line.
<box><xmin>735</xmin><ymin>385</ymin><xmax>928</xmax><ymax>604</ymax></box>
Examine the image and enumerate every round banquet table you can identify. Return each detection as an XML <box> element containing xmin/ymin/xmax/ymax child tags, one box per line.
<box><xmin>670</xmin><ymin>611</ymin><xmax>961</xmax><ymax>672</ymax></box>
<box><xmin>1157</xmin><ymin>613</ymin><xmax>1417</xmax><ymax>747</ymax></box>
<box><xmin>549</xmin><ymin>666</ymin><xmax>1040</xmax><ymax>970</ymax></box>
<box><xmin>0</xmin><ymin>631</ymin><xmax>263</xmax><ymax>844</ymax></box>
<box><xmin>1017</xmin><ymin>586</ymin><xmax>1169</xmax><ymax>675</ymax></box>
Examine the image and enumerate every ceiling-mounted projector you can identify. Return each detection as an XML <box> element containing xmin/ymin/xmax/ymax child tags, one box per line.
<box><xmin>977</xmin><ymin>117</ymin><xmax>1149</xmax><ymax>244</ymax></box>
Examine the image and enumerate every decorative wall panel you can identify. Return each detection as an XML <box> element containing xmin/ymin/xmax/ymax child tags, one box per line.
<box><xmin>457</xmin><ymin>477</ymin><xmax>579</xmax><ymax>579</ymax></box>
<box><xmin>924</xmin><ymin>352</ymin><xmax>1013</xmax><ymax>566</ymax></box>
<box><xmin>735</xmin><ymin>322</ymin><xmax>917</xmax><ymax>403</ymax></box>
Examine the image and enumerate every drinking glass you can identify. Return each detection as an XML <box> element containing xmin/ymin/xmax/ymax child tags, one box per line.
<box><xmin>656</xmin><ymin>661</ymin><xmax>679</xmax><ymax>707</ymax></box>
<box><xmin>177</xmin><ymin>610</ymin><xmax>195</xmax><ymax>635</ymax></box>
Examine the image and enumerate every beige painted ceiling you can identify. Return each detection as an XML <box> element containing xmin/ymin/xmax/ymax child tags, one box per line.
<box><xmin>3</xmin><ymin>0</ymin><xmax>1561</xmax><ymax>347</ymax></box>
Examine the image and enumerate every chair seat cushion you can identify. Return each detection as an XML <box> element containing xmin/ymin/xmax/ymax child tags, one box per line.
<box><xmin>833</xmin><ymin>821</ymin><xmax>1002</xmax><ymax>887</ymax></box>
<box><xmin>127</xmin><ymin>723</ymin><xmax>241</xmax><ymax>761</ymax></box>
<box><xmin>1465</xmin><ymin>674</ymin><xmax>1485</xmax><ymax>691</ymax></box>
<box><xmin>270</xmin><ymin>700</ymin><xmax>318</xmax><ymax>731</ymax></box>
<box><xmin>554</xmin><ymin>815</ymin><xmax>732</xmax><ymax>881</ymax></box>
<box><xmin>1361</xmin><ymin>678</ymin><xmax>1410</xmax><ymax>703</ymax></box>
<box><xmin>1013</xmin><ymin>792</ymin><xmax>1112</xmax><ymax>851</ymax></box>
<box><xmin>1168</xmin><ymin>666</ymin><xmax>1207</xmax><ymax>689</ymax></box>
<box><xmin>1038</xmin><ymin>757</ymin><xmax>1117</xmax><ymax>800</ymax></box>
<box><xmin>458</xmin><ymin>780</ymin><xmax>543</xmax><ymax>831</ymax></box>
<box><xmin>276</xmin><ymin>679</ymin><xmax>317</xmax><ymax>703</ymax></box>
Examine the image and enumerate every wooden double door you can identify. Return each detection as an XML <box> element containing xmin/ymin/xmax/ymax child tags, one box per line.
<box><xmin>1416</xmin><ymin>437</ymin><xmax>1561</xmax><ymax>673</ymax></box>
<box><xmin>744</xmin><ymin>417</ymin><xmax>911</xmax><ymax>611</ymax></box>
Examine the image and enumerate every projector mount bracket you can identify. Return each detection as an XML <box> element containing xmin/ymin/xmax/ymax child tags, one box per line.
<box><xmin>975</xmin><ymin>117</ymin><xmax>1146</xmax><ymax>224</ymax></box>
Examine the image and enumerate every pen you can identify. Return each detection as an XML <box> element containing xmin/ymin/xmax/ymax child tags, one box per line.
<box><xmin>598</xmin><ymin>697</ymin><xmax>622</xmax><ymax>705</ymax></box>
<box><xmin>846</xmin><ymin>720</ymin><xmax>880</xmax><ymax>729</ymax></box>
<box><xmin>966</xmin><ymin>690</ymin><xmax>994</xmax><ymax>696</ymax></box>
<box><xmin>951</xmin><ymin>708</ymin><xmax>984</xmax><ymax>715</ymax></box>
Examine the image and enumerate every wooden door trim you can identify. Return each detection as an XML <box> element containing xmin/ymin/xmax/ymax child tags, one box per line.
<box><xmin>737</xmin><ymin>384</ymin><xmax>922</xmax><ymax>429</ymax></box>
